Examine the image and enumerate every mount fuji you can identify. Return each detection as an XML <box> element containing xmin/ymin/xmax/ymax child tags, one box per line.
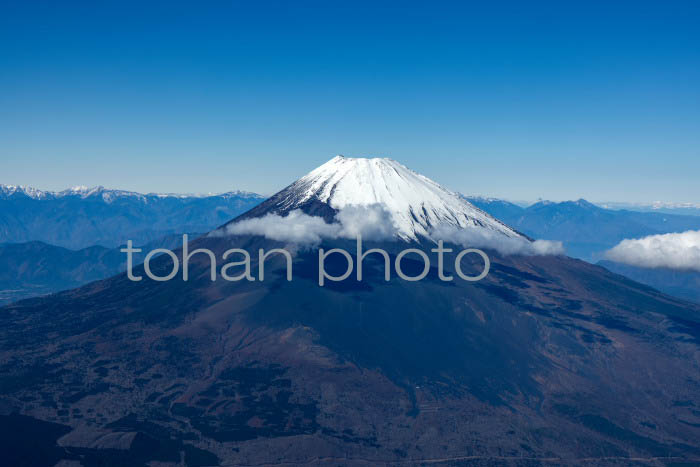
<box><xmin>238</xmin><ymin>155</ymin><xmax>521</xmax><ymax>241</ymax></box>
<box><xmin>1</xmin><ymin>156</ymin><xmax>699</xmax><ymax>466</ymax></box>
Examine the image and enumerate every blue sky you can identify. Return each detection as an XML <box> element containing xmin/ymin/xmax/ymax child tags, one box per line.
<box><xmin>1</xmin><ymin>1</ymin><xmax>698</xmax><ymax>202</ymax></box>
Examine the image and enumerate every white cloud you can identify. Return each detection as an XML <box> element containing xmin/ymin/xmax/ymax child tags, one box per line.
<box><xmin>430</xmin><ymin>225</ymin><xmax>565</xmax><ymax>256</ymax></box>
<box><xmin>605</xmin><ymin>230</ymin><xmax>700</xmax><ymax>272</ymax></box>
<box><xmin>223</xmin><ymin>209</ymin><xmax>341</xmax><ymax>244</ymax></box>
<box><xmin>335</xmin><ymin>204</ymin><xmax>397</xmax><ymax>240</ymax></box>
<box><xmin>217</xmin><ymin>204</ymin><xmax>398</xmax><ymax>245</ymax></box>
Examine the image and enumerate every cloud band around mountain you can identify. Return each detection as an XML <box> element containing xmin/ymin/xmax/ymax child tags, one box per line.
<box><xmin>216</xmin><ymin>205</ymin><xmax>564</xmax><ymax>256</ymax></box>
<box><xmin>429</xmin><ymin>225</ymin><xmax>564</xmax><ymax>256</ymax></box>
<box><xmin>216</xmin><ymin>204</ymin><xmax>396</xmax><ymax>244</ymax></box>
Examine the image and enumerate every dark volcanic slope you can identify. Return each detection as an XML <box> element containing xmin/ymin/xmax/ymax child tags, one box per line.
<box><xmin>0</xmin><ymin>234</ymin><xmax>201</xmax><ymax>306</ymax></box>
<box><xmin>599</xmin><ymin>259</ymin><xmax>700</xmax><ymax>305</ymax></box>
<box><xmin>1</xmin><ymin>234</ymin><xmax>699</xmax><ymax>466</ymax></box>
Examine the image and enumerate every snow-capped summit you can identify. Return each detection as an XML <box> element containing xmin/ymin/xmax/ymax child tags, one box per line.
<box><xmin>264</xmin><ymin>155</ymin><xmax>523</xmax><ymax>241</ymax></box>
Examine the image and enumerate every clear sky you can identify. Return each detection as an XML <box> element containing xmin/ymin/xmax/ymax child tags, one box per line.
<box><xmin>1</xmin><ymin>1</ymin><xmax>698</xmax><ymax>202</ymax></box>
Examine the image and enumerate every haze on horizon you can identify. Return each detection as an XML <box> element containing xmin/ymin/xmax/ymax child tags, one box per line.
<box><xmin>1</xmin><ymin>1</ymin><xmax>698</xmax><ymax>203</ymax></box>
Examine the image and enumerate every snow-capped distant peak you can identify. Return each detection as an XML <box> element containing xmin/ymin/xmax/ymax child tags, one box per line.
<box><xmin>0</xmin><ymin>184</ymin><xmax>264</xmax><ymax>203</ymax></box>
<box><xmin>59</xmin><ymin>185</ymin><xmax>107</xmax><ymax>198</ymax></box>
<box><xmin>276</xmin><ymin>155</ymin><xmax>523</xmax><ymax>241</ymax></box>
<box><xmin>0</xmin><ymin>184</ymin><xmax>52</xmax><ymax>199</ymax></box>
<box><xmin>651</xmin><ymin>201</ymin><xmax>700</xmax><ymax>210</ymax></box>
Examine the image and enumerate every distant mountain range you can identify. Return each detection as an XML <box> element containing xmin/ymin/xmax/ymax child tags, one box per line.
<box><xmin>465</xmin><ymin>196</ymin><xmax>700</xmax><ymax>262</ymax></box>
<box><xmin>0</xmin><ymin>184</ymin><xmax>262</xmax><ymax>201</ymax></box>
<box><xmin>599</xmin><ymin>201</ymin><xmax>700</xmax><ymax>217</ymax></box>
<box><xmin>3</xmin><ymin>183</ymin><xmax>696</xmax><ymax>258</ymax></box>
<box><xmin>0</xmin><ymin>184</ymin><xmax>264</xmax><ymax>249</ymax></box>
